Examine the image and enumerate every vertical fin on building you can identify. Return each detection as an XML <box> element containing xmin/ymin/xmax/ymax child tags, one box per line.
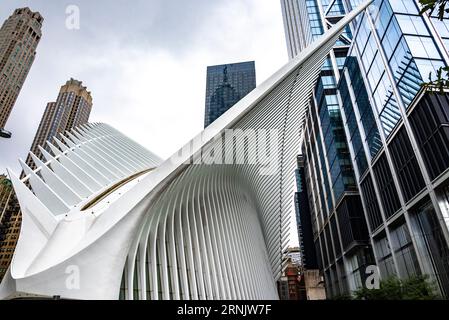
<box><xmin>38</xmin><ymin>146</ymin><xmax>94</xmax><ymax>197</ymax></box>
<box><xmin>19</xmin><ymin>158</ymin><xmax>70</xmax><ymax>215</ymax></box>
<box><xmin>29</xmin><ymin>152</ymin><xmax>82</xmax><ymax>206</ymax></box>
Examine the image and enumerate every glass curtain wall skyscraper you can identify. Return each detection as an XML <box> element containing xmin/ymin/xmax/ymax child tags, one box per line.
<box><xmin>340</xmin><ymin>0</ymin><xmax>449</xmax><ymax>297</ymax></box>
<box><xmin>204</xmin><ymin>61</ymin><xmax>256</xmax><ymax>128</ymax></box>
<box><xmin>282</xmin><ymin>0</ymin><xmax>373</xmax><ymax>298</ymax></box>
<box><xmin>282</xmin><ymin>0</ymin><xmax>449</xmax><ymax>298</ymax></box>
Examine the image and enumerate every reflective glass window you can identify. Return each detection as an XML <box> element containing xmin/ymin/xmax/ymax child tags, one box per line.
<box><xmin>405</xmin><ymin>36</ymin><xmax>442</xmax><ymax>60</ymax></box>
<box><xmin>389</xmin><ymin>0</ymin><xmax>419</xmax><ymax>14</ymax></box>
<box><xmin>396</xmin><ymin>15</ymin><xmax>430</xmax><ymax>36</ymax></box>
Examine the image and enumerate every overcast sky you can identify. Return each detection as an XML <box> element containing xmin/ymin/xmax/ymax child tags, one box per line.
<box><xmin>0</xmin><ymin>0</ymin><xmax>288</xmax><ymax>173</ymax></box>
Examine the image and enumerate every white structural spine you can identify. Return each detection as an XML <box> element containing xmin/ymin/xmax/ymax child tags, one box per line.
<box><xmin>0</xmin><ymin>0</ymin><xmax>372</xmax><ymax>300</ymax></box>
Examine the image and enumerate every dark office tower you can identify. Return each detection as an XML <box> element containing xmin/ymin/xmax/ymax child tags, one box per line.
<box><xmin>283</xmin><ymin>0</ymin><xmax>373</xmax><ymax>298</ymax></box>
<box><xmin>283</xmin><ymin>0</ymin><xmax>449</xmax><ymax>298</ymax></box>
<box><xmin>204</xmin><ymin>61</ymin><xmax>256</xmax><ymax>128</ymax></box>
<box><xmin>26</xmin><ymin>78</ymin><xmax>93</xmax><ymax>168</ymax></box>
<box><xmin>294</xmin><ymin>155</ymin><xmax>318</xmax><ymax>270</ymax></box>
<box><xmin>0</xmin><ymin>8</ymin><xmax>43</xmax><ymax>129</ymax></box>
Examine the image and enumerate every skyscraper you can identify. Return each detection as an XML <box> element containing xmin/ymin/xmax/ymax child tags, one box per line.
<box><xmin>0</xmin><ymin>175</ymin><xmax>21</xmax><ymax>282</ymax></box>
<box><xmin>282</xmin><ymin>0</ymin><xmax>449</xmax><ymax>298</ymax></box>
<box><xmin>204</xmin><ymin>61</ymin><xmax>256</xmax><ymax>128</ymax></box>
<box><xmin>26</xmin><ymin>78</ymin><xmax>93</xmax><ymax>167</ymax></box>
<box><xmin>281</xmin><ymin>0</ymin><xmax>315</xmax><ymax>59</ymax></box>
<box><xmin>0</xmin><ymin>7</ymin><xmax>43</xmax><ymax>129</ymax></box>
<box><xmin>282</xmin><ymin>0</ymin><xmax>372</xmax><ymax>298</ymax></box>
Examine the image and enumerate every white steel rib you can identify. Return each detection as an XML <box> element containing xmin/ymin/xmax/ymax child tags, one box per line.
<box><xmin>0</xmin><ymin>0</ymin><xmax>371</xmax><ymax>300</ymax></box>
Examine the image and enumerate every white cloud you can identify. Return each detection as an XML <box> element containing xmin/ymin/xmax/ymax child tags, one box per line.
<box><xmin>1</xmin><ymin>0</ymin><xmax>288</xmax><ymax>166</ymax></box>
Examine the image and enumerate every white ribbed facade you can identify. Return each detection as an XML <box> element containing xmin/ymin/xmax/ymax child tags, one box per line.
<box><xmin>0</xmin><ymin>1</ymin><xmax>371</xmax><ymax>300</ymax></box>
<box><xmin>280</xmin><ymin>0</ymin><xmax>313</xmax><ymax>59</ymax></box>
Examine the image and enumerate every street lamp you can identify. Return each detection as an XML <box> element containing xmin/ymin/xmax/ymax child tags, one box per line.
<box><xmin>0</xmin><ymin>128</ymin><xmax>12</xmax><ymax>139</ymax></box>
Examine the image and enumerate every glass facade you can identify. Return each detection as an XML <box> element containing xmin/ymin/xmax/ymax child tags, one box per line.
<box><xmin>204</xmin><ymin>61</ymin><xmax>256</xmax><ymax>128</ymax></box>
<box><xmin>286</xmin><ymin>0</ymin><xmax>373</xmax><ymax>297</ymax></box>
<box><xmin>373</xmin><ymin>233</ymin><xmax>396</xmax><ymax>278</ymax></box>
<box><xmin>284</xmin><ymin>0</ymin><xmax>449</xmax><ymax>298</ymax></box>
<box><xmin>389</xmin><ymin>220</ymin><xmax>421</xmax><ymax>278</ymax></box>
<box><xmin>350</xmin><ymin>0</ymin><xmax>447</xmax><ymax>138</ymax></box>
<box><xmin>410</xmin><ymin>200</ymin><xmax>449</xmax><ymax>297</ymax></box>
<box><xmin>409</xmin><ymin>93</ymin><xmax>449</xmax><ymax>180</ymax></box>
<box><xmin>337</xmin><ymin>0</ymin><xmax>449</xmax><ymax>297</ymax></box>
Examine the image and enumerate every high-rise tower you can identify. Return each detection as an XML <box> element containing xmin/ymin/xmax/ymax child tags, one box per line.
<box><xmin>0</xmin><ymin>7</ymin><xmax>43</xmax><ymax>129</ymax></box>
<box><xmin>204</xmin><ymin>61</ymin><xmax>256</xmax><ymax>128</ymax></box>
<box><xmin>26</xmin><ymin>78</ymin><xmax>93</xmax><ymax>167</ymax></box>
<box><xmin>282</xmin><ymin>0</ymin><xmax>449</xmax><ymax>298</ymax></box>
<box><xmin>282</xmin><ymin>0</ymin><xmax>371</xmax><ymax>298</ymax></box>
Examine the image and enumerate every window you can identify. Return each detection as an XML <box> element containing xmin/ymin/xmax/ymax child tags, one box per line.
<box><xmin>374</xmin><ymin>234</ymin><xmax>396</xmax><ymax>278</ymax></box>
<box><xmin>389</xmin><ymin>0</ymin><xmax>419</xmax><ymax>15</ymax></box>
<box><xmin>330</xmin><ymin>215</ymin><xmax>342</xmax><ymax>258</ymax></box>
<box><xmin>409</xmin><ymin>92</ymin><xmax>449</xmax><ymax>180</ymax></box>
<box><xmin>345</xmin><ymin>56</ymin><xmax>383</xmax><ymax>157</ymax></box>
<box><xmin>373</xmin><ymin>154</ymin><xmax>402</xmax><ymax>218</ymax></box>
<box><xmin>389</xmin><ymin>127</ymin><xmax>426</xmax><ymax>202</ymax></box>
<box><xmin>367</xmin><ymin>53</ymin><xmax>385</xmax><ymax>96</ymax></box>
<box><xmin>337</xmin><ymin>196</ymin><xmax>369</xmax><ymax>251</ymax></box>
<box><xmin>361</xmin><ymin>174</ymin><xmax>383</xmax><ymax>231</ymax></box>
<box><xmin>374</xmin><ymin>0</ymin><xmax>394</xmax><ymax>38</ymax></box>
<box><xmin>405</xmin><ymin>36</ymin><xmax>442</xmax><ymax>60</ymax></box>
<box><xmin>432</xmin><ymin>18</ymin><xmax>449</xmax><ymax>38</ymax></box>
<box><xmin>415</xmin><ymin>59</ymin><xmax>446</xmax><ymax>82</ymax></box>
<box><xmin>321</xmin><ymin>75</ymin><xmax>336</xmax><ymax>89</ymax></box>
<box><xmin>382</xmin><ymin>19</ymin><xmax>402</xmax><ymax>59</ymax></box>
<box><xmin>396</xmin><ymin>15</ymin><xmax>429</xmax><ymax>36</ymax></box>
<box><xmin>389</xmin><ymin>221</ymin><xmax>421</xmax><ymax>278</ymax></box>
<box><xmin>410</xmin><ymin>200</ymin><xmax>449</xmax><ymax>297</ymax></box>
